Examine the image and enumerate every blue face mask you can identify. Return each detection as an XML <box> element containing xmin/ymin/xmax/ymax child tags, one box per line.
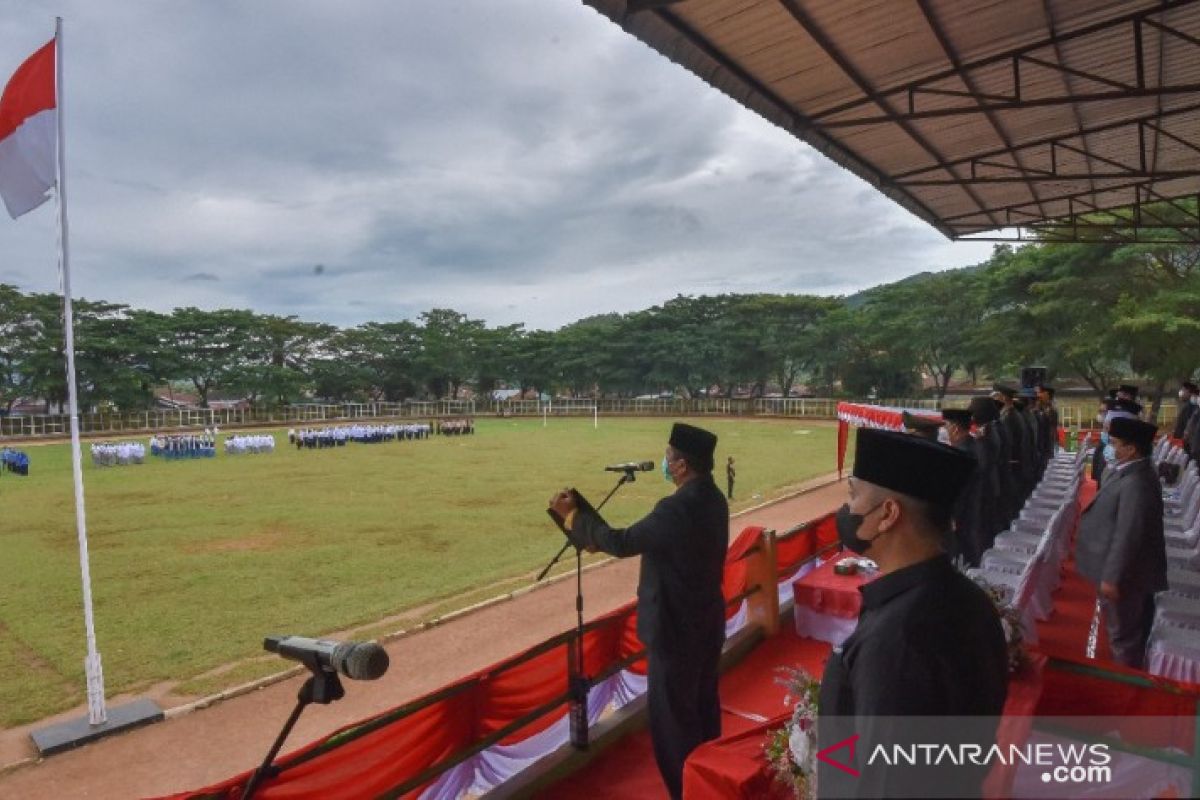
<box><xmin>1103</xmin><ymin>444</ymin><xmax>1116</xmax><ymax>463</ymax></box>
<box><xmin>1100</xmin><ymin>431</ymin><xmax>1110</xmax><ymax>445</ymax></box>
<box><xmin>662</xmin><ymin>455</ymin><xmax>673</xmax><ymax>482</ymax></box>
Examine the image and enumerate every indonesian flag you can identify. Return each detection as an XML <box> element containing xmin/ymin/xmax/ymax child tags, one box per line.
<box><xmin>0</xmin><ymin>39</ymin><xmax>56</xmax><ymax>219</ymax></box>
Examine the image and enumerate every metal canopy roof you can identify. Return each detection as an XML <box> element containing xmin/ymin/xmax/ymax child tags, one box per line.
<box><xmin>581</xmin><ymin>0</ymin><xmax>1200</xmax><ymax>242</ymax></box>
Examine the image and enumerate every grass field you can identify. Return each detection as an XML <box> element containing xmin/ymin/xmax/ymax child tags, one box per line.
<box><xmin>0</xmin><ymin>416</ymin><xmax>841</xmax><ymax>728</ymax></box>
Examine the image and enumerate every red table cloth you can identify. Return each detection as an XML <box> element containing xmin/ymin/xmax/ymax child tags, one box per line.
<box><xmin>792</xmin><ymin>557</ymin><xmax>872</xmax><ymax>618</ymax></box>
<box><xmin>682</xmin><ymin>644</ymin><xmax>1046</xmax><ymax>798</ymax></box>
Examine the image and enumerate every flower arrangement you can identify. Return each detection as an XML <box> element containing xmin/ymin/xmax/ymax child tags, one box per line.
<box><xmin>765</xmin><ymin>666</ymin><xmax>821</xmax><ymax>799</ymax></box>
<box><xmin>970</xmin><ymin>575</ymin><xmax>1029</xmax><ymax>673</ymax></box>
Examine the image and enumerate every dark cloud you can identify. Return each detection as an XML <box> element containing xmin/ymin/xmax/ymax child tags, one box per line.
<box><xmin>1</xmin><ymin>1</ymin><xmax>999</xmax><ymax>331</ymax></box>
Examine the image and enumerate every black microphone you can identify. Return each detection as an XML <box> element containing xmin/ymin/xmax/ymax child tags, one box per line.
<box><xmin>604</xmin><ymin>461</ymin><xmax>655</xmax><ymax>473</ymax></box>
<box><xmin>263</xmin><ymin>635</ymin><xmax>389</xmax><ymax>680</ymax></box>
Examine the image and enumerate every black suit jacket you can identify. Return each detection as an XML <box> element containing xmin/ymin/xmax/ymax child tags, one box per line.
<box><xmin>1174</xmin><ymin>402</ymin><xmax>1196</xmax><ymax>440</ymax></box>
<box><xmin>567</xmin><ymin>474</ymin><xmax>729</xmax><ymax>654</ymax></box>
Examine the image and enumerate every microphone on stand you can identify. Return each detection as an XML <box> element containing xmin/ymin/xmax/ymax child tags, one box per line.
<box><xmin>263</xmin><ymin>635</ymin><xmax>389</xmax><ymax>681</ymax></box>
<box><xmin>603</xmin><ymin>461</ymin><xmax>655</xmax><ymax>473</ymax></box>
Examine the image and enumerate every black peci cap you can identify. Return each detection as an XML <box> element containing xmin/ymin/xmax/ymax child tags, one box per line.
<box><xmin>969</xmin><ymin>396</ymin><xmax>999</xmax><ymax>424</ymax></box>
<box><xmin>852</xmin><ymin>428</ymin><xmax>976</xmax><ymax>508</ymax></box>
<box><xmin>1108</xmin><ymin>417</ymin><xmax>1157</xmax><ymax>451</ymax></box>
<box><xmin>941</xmin><ymin>409</ymin><xmax>973</xmax><ymax>427</ymax></box>
<box><xmin>1118</xmin><ymin>384</ymin><xmax>1140</xmax><ymax>397</ymax></box>
<box><xmin>902</xmin><ymin>411</ymin><xmax>943</xmax><ymax>432</ymax></box>
<box><xmin>1116</xmin><ymin>399</ymin><xmax>1143</xmax><ymax>415</ymax></box>
<box><xmin>669</xmin><ymin>422</ymin><xmax>717</xmax><ymax>471</ymax></box>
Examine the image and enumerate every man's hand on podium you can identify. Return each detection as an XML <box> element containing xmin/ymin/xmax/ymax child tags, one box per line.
<box><xmin>549</xmin><ymin>488</ymin><xmax>577</xmax><ymax>522</ymax></box>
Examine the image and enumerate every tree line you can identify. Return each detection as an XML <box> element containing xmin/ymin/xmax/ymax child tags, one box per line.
<box><xmin>1</xmin><ymin>234</ymin><xmax>1198</xmax><ymax>415</ymax></box>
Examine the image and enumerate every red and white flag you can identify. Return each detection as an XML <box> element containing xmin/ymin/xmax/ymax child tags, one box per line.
<box><xmin>0</xmin><ymin>39</ymin><xmax>56</xmax><ymax>219</ymax></box>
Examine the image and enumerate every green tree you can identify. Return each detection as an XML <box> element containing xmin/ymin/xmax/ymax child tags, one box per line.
<box><xmin>164</xmin><ymin>307</ymin><xmax>260</xmax><ymax>407</ymax></box>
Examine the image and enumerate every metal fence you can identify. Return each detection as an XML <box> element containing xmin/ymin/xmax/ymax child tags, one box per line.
<box><xmin>0</xmin><ymin>400</ymin><xmax>478</xmax><ymax>439</ymax></box>
<box><xmin>3</xmin><ymin>394</ymin><xmax>1182</xmax><ymax>440</ymax></box>
<box><xmin>1</xmin><ymin>397</ymin><xmax>834</xmax><ymax>439</ymax></box>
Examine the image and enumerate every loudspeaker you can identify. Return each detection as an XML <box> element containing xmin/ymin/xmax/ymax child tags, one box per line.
<box><xmin>1020</xmin><ymin>366</ymin><xmax>1047</xmax><ymax>390</ymax></box>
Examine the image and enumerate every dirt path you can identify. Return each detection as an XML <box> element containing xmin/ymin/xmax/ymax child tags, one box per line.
<box><xmin>0</xmin><ymin>476</ymin><xmax>848</xmax><ymax>799</ymax></box>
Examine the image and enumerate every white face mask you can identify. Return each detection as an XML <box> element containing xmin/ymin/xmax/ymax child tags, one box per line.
<box><xmin>937</xmin><ymin>428</ymin><xmax>950</xmax><ymax>445</ymax></box>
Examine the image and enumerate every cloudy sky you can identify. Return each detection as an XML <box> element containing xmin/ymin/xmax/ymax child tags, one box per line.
<box><xmin>1</xmin><ymin>1</ymin><xmax>998</xmax><ymax>331</ymax></box>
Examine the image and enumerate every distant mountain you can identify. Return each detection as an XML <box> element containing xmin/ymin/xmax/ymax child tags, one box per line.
<box><xmin>844</xmin><ymin>262</ymin><xmax>989</xmax><ymax>308</ymax></box>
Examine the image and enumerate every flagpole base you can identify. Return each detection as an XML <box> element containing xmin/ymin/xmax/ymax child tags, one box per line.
<box><xmin>30</xmin><ymin>698</ymin><xmax>163</xmax><ymax>757</ymax></box>
<box><xmin>85</xmin><ymin>651</ymin><xmax>107</xmax><ymax>725</ymax></box>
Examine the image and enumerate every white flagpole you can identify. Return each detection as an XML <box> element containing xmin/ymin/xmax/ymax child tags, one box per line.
<box><xmin>54</xmin><ymin>16</ymin><xmax>107</xmax><ymax>726</ymax></box>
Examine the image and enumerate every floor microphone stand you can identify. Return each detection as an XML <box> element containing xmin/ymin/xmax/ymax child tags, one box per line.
<box><xmin>538</xmin><ymin>468</ymin><xmax>638</xmax><ymax>751</ymax></box>
<box><xmin>537</xmin><ymin>471</ymin><xmax>632</xmax><ymax>582</ymax></box>
<box><xmin>240</xmin><ymin>670</ymin><xmax>344</xmax><ymax>800</ymax></box>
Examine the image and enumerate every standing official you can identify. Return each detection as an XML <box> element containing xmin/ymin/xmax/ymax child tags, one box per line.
<box><xmin>819</xmin><ymin>428</ymin><xmax>1008</xmax><ymax>798</ymax></box>
<box><xmin>943</xmin><ymin>408</ymin><xmax>989</xmax><ymax>566</ymax></box>
<box><xmin>1076</xmin><ymin>417</ymin><xmax>1167</xmax><ymax>668</ymax></box>
<box><xmin>726</xmin><ymin>456</ymin><xmax>736</xmax><ymax>500</ymax></box>
<box><xmin>1015</xmin><ymin>392</ymin><xmax>1041</xmax><ymax>494</ymax></box>
<box><xmin>994</xmin><ymin>385</ymin><xmax>1030</xmax><ymax>506</ymax></box>
<box><xmin>1036</xmin><ymin>385</ymin><xmax>1059</xmax><ymax>468</ymax></box>
<box><xmin>1174</xmin><ymin>381</ymin><xmax>1198</xmax><ymax>445</ymax></box>
<box><xmin>550</xmin><ymin>423</ymin><xmax>728</xmax><ymax>799</ymax></box>
<box><xmin>969</xmin><ymin>396</ymin><xmax>1007</xmax><ymax>538</ymax></box>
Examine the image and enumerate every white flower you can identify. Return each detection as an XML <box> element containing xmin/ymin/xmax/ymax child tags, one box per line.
<box><xmin>789</xmin><ymin>726</ymin><xmax>812</xmax><ymax>766</ymax></box>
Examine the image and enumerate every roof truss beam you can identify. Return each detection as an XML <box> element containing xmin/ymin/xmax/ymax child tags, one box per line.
<box><xmin>820</xmin><ymin>86</ymin><xmax>1200</xmax><ymax>128</ymax></box>
<box><xmin>774</xmin><ymin>0</ymin><xmax>1000</xmax><ymax>224</ymax></box>
<box><xmin>632</xmin><ymin>3</ymin><xmax>956</xmax><ymax>236</ymax></box>
<box><xmin>894</xmin><ymin>102</ymin><xmax>1200</xmax><ymax>181</ymax></box>
<box><xmin>811</xmin><ymin>0</ymin><xmax>1200</xmax><ymax>127</ymax></box>
<box><xmin>914</xmin><ymin>0</ymin><xmax>1049</xmax><ymax>218</ymax></box>
<box><xmin>623</xmin><ymin>0</ymin><xmax>685</xmax><ymax>14</ymax></box>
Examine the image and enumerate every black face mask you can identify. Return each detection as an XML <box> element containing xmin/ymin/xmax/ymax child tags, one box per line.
<box><xmin>835</xmin><ymin>501</ymin><xmax>886</xmax><ymax>555</ymax></box>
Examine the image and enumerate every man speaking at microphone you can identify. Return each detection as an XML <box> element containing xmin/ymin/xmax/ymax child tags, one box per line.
<box><xmin>549</xmin><ymin>422</ymin><xmax>728</xmax><ymax>800</ymax></box>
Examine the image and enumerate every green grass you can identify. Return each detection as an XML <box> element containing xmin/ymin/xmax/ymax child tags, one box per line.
<box><xmin>0</xmin><ymin>416</ymin><xmax>839</xmax><ymax>728</ymax></box>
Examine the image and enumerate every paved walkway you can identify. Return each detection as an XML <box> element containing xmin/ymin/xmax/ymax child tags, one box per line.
<box><xmin>0</xmin><ymin>475</ymin><xmax>848</xmax><ymax>799</ymax></box>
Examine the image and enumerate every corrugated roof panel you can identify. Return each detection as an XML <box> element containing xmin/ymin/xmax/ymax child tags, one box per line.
<box><xmin>580</xmin><ymin>0</ymin><xmax>1200</xmax><ymax>240</ymax></box>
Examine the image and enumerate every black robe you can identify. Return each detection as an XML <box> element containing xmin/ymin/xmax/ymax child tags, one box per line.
<box><xmin>1019</xmin><ymin>406</ymin><xmax>1040</xmax><ymax>491</ymax></box>
<box><xmin>994</xmin><ymin>414</ymin><xmax>1021</xmax><ymax>526</ymax></box>
<box><xmin>951</xmin><ymin>437</ymin><xmax>991</xmax><ymax>566</ymax></box>
<box><xmin>818</xmin><ymin>555</ymin><xmax>1008</xmax><ymax>798</ymax></box>
<box><xmin>1174</xmin><ymin>401</ymin><xmax>1196</xmax><ymax>441</ymax></box>
<box><xmin>567</xmin><ymin>473</ymin><xmax>729</xmax><ymax>799</ymax></box>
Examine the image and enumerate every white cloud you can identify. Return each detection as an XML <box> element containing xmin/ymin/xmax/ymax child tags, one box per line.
<box><xmin>0</xmin><ymin>0</ymin><xmax>997</xmax><ymax>330</ymax></box>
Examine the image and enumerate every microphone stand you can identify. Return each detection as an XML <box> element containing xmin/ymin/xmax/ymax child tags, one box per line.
<box><xmin>538</xmin><ymin>467</ymin><xmax>640</xmax><ymax>751</ymax></box>
<box><xmin>240</xmin><ymin>669</ymin><xmax>344</xmax><ymax>800</ymax></box>
<box><xmin>537</xmin><ymin>470</ymin><xmax>633</xmax><ymax>582</ymax></box>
